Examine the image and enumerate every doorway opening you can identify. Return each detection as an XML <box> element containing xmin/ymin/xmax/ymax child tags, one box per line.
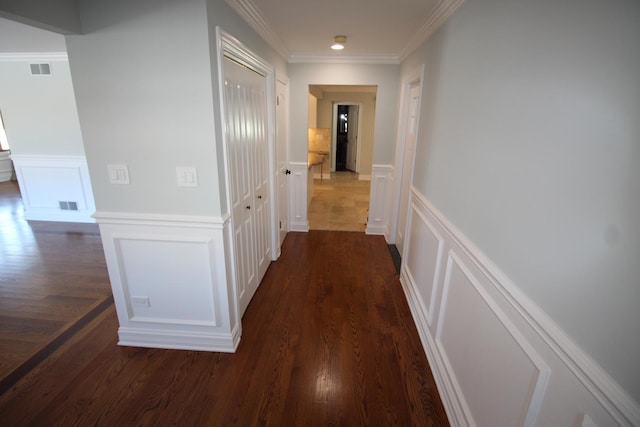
<box><xmin>306</xmin><ymin>85</ymin><xmax>377</xmax><ymax>232</ymax></box>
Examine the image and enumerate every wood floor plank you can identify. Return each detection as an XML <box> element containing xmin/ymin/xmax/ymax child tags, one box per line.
<box><xmin>0</xmin><ymin>179</ymin><xmax>448</xmax><ymax>426</ymax></box>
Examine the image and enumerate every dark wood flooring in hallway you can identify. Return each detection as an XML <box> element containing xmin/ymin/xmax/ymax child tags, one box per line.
<box><xmin>0</xmin><ymin>180</ymin><xmax>448</xmax><ymax>426</ymax></box>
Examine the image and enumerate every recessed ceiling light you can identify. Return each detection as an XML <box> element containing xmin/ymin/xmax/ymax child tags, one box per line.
<box><xmin>331</xmin><ymin>35</ymin><xmax>347</xmax><ymax>50</ymax></box>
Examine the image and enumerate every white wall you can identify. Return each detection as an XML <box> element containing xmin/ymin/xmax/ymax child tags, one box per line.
<box><xmin>288</xmin><ymin>63</ymin><xmax>399</xmax><ymax>165</ymax></box>
<box><xmin>403</xmin><ymin>0</ymin><xmax>640</xmax><ymax>409</ymax></box>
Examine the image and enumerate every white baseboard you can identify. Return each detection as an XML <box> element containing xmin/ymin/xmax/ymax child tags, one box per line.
<box><xmin>358</xmin><ymin>174</ymin><xmax>371</xmax><ymax>181</ymax></box>
<box><xmin>401</xmin><ymin>186</ymin><xmax>640</xmax><ymax>427</ymax></box>
<box><xmin>95</xmin><ymin>212</ymin><xmax>241</xmax><ymax>353</ymax></box>
<box><xmin>289</xmin><ymin>162</ymin><xmax>309</xmax><ymax>232</ymax></box>
<box><xmin>365</xmin><ymin>164</ymin><xmax>393</xmax><ymax>238</ymax></box>
<box><xmin>10</xmin><ymin>154</ymin><xmax>96</xmax><ymax>223</ymax></box>
<box><xmin>118</xmin><ymin>324</ymin><xmax>240</xmax><ymax>353</ymax></box>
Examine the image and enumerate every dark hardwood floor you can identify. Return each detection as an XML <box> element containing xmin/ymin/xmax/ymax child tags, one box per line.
<box><xmin>0</xmin><ymin>181</ymin><xmax>112</xmax><ymax>391</ymax></box>
<box><xmin>0</xmin><ymin>180</ymin><xmax>449</xmax><ymax>426</ymax></box>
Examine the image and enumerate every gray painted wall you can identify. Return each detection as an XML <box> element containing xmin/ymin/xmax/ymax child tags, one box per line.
<box><xmin>0</xmin><ymin>0</ymin><xmax>81</xmax><ymax>34</ymax></box>
<box><xmin>403</xmin><ymin>0</ymin><xmax>640</xmax><ymax>402</ymax></box>
<box><xmin>66</xmin><ymin>0</ymin><xmax>286</xmax><ymax>217</ymax></box>
<box><xmin>0</xmin><ymin>59</ymin><xmax>84</xmax><ymax>156</ymax></box>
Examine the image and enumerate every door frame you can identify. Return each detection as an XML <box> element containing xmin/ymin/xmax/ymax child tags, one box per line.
<box><xmin>389</xmin><ymin>65</ymin><xmax>425</xmax><ymax>245</ymax></box>
<box><xmin>330</xmin><ymin>102</ymin><xmax>363</xmax><ymax>173</ymax></box>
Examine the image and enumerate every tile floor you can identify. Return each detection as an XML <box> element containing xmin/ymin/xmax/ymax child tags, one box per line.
<box><xmin>308</xmin><ymin>171</ymin><xmax>370</xmax><ymax>232</ymax></box>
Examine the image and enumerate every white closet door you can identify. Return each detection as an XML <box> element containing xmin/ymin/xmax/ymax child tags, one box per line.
<box><xmin>223</xmin><ymin>57</ymin><xmax>270</xmax><ymax>316</ymax></box>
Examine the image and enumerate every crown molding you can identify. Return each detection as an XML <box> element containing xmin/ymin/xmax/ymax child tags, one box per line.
<box><xmin>0</xmin><ymin>52</ymin><xmax>68</xmax><ymax>62</ymax></box>
<box><xmin>399</xmin><ymin>0</ymin><xmax>466</xmax><ymax>62</ymax></box>
<box><xmin>288</xmin><ymin>54</ymin><xmax>400</xmax><ymax>65</ymax></box>
<box><xmin>224</xmin><ymin>0</ymin><xmax>290</xmax><ymax>60</ymax></box>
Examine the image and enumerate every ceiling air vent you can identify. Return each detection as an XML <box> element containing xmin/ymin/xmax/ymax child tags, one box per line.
<box><xmin>30</xmin><ymin>63</ymin><xmax>51</xmax><ymax>76</ymax></box>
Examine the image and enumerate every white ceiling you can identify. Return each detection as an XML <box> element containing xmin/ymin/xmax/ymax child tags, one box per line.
<box><xmin>226</xmin><ymin>0</ymin><xmax>463</xmax><ymax>63</ymax></box>
<box><xmin>0</xmin><ymin>1</ymin><xmax>464</xmax><ymax>63</ymax></box>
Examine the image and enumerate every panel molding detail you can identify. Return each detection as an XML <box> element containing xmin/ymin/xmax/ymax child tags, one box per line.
<box><xmin>96</xmin><ymin>212</ymin><xmax>240</xmax><ymax>353</ymax></box>
<box><xmin>366</xmin><ymin>164</ymin><xmax>393</xmax><ymax>237</ymax></box>
<box><xmin>11</xmin><ymin>154</ymin><xmax>96</xmax><ymax>223</ymax></box>
<box><xmin>400</xmin><ymin>186</ymin><xmax>640</xmax><ymax>427</ymax></box>
<box><xmin>0</xmin><ymin>151</ymin><xmax>13</xmax><ymax>182</ymax></box>
<box><xmin>288</xmin><ymin>161</ymin><xmax>309</xmax><ymax>232</ymax></box>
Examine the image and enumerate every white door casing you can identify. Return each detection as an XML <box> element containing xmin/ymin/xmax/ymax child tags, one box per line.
<box><xmin>276</xmin><ymin>78</ymin><xmax>289</xmax><ymax>246</ymax></box>
<box><xmin>330</xmin><ymin>102</ymin><xmax>363</xmax><ymax>173</ymax></box>
<box><xmin>395</xmin><ymin>78</ymin><xmax>423</xmax><ymax>255</ymax></box>
<box><xmin>346</xmin><ymin>105</ymin><xmax>359</xmax><ymax>172</ymax></box>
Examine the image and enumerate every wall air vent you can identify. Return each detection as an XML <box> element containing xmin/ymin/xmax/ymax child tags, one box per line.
<box><xmin>30</xmin><ymin>63</ymin><xmax>51</xmax><ymax>76</ymax></box>
<box><xmin>59</xmin><ymin>201</ymin><xmax>78</xmax><ymax>211</ymax></box>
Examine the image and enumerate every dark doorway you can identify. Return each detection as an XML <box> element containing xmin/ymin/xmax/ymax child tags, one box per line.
<box><xmin>335</xmin><ymin>105</ymin><xmax>348</xmax><ymax>171</ymax></box>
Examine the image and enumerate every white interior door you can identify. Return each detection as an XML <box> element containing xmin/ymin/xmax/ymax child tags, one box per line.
<box><xmin>346</xmin><ymin>105</ymin><xmax>359</xmax><ymax>172</ymax></box>
<box><xmin>396</xmin><ymin>83</ymin><xmax>421</xmax><ymax>256</ymax></box>
<box><xmin>276</xmin><ymin>79</ymin><xmax>289</xmax><ymax>245</ymax></box>
<box><xmin>223</xmin><ymin>57</ymin><xmax>270</xmax><ymax>316</ymax></box>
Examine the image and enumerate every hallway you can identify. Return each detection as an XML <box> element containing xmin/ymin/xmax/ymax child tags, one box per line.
<box><xmin>0</xmin><ymin>181</ymin><xmax>447</xmax><ymax>425</ymax></box>
<box><xmin>308</xmin><ymin>172</ymin><xmax>370</xmax><ymax>232</ymax></box>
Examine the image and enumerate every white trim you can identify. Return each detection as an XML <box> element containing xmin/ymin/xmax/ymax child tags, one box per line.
<box><xmin>288</xmin><ymin>54</ymin><xmax>399</xmax><ymax>65</ymax></box>
<box><xmin>223</xmin><ymin>0</ymin><xmax>290</xmax><ymax>60</ymax></box>
<box><xmin>10</xmin><ymin>154</ymin><xmax>95</xmax><ymax>223</ymax></box>
<box><xmin>404</xmin><ymin>197</ymin><xmax>445</xmax><ymax>326</ymax></box>
<box><xmin>389</xmin><ymin>65</ymin><xmax>425</xmax><ymax>245</ymax></box>
<box><xmin>118</xmin><ymin>325</ymin><xmax>240</xmax><ymax>353</ymax></box>
<box><xmin>358</xmin><ymin>174</ymin><xmax>371</xmax><ymax>181</ymax></box>
<box><xmin>288</xmin><ymin>161</ymin><xmax>309</xmax><ymax>232</ymax></box>
<box><xmin>330</xmin><ymin>101</ymin><xmax>363</xmax><ymax>173</ymax></box>
<box><xmin>405</xmin><ymin>186</ymin><xmax>640</xmax><ymax>426</ymax></box>
<box><xmin>0</xmin><ymin>52</ymin><xmax>68</xmax><ymax>62</ymax></box>
<box><xmin>93</xmin><ymin>211</ymin><xmax>229</xmax><ymax>228</ymax></box>
<box><xmin>399</xmin><ymin>0</ymin><xmax>466</xmax><ymax>62</ymax></box>
<box><xmin>99</xmin><ymin>214</ymin><xmax>240</xmax><ymax>353</ymax></box>
<box><xmin>365</xmin><ymin>164</ymin><xmax>393</xmax><ymax>237</ymax></box>
<box><xmin>435</xmin><ymin>251</ymin><xmax>550</xmax><ymax>427</ymax></box>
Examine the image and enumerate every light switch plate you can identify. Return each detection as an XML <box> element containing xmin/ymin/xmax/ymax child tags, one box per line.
<box><xmin>176</xmin><ymin>167</ymin><xmax>198</xmax><ymax>187</ymax></box>
<box><xmin>108</xmin><ymin>164</ymin><xmax>130</xmax><ymax>184</ymax></box>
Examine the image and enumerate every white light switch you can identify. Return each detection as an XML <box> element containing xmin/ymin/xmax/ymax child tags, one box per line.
<box><xmin>176</xmin><ymin>167</ymin><xmax>198</xmax><ymax>187</ymax></box>
<box><xmin>108</xmin><ymin>164</ymin><xmax>130</xmax><ymax>184</ymax></box>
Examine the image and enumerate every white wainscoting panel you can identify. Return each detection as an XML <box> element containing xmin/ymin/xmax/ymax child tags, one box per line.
<box><xmin>402</xmin><ymin>201</ymin><xmax>444</xmax><ymax>327</ymax></box>
<box><xmin>0</xmin><ymin>151</ymin><xmax>13</xmax><ymax>181</ymax></box>
<box><xmin>366</xmin><ymin>164</ymin><xmax>393</xmax><ymax>237</ymax></box>
<box><xmin>95</xmin><ymin>212</ymin><xmax>240</xmax><ymax>352</ymax></box>
<box><xmin>400</xmin><ymin>187</ymin><xmax>640</xmax><ymax>427</ymax></box>
<box><xmin>11</xmin><ymin>155</ymin><xmax>95</xmax><ymax>222</ymax></box>
<box><xmin>289</xmin><ymin>161</ymin><xmax>309</xmax><ymax>232</ymax></box>
<box><xmin>436</xmin><ymin>253</ymin><xmax>549</xmax><ymax>427</ymax></box>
